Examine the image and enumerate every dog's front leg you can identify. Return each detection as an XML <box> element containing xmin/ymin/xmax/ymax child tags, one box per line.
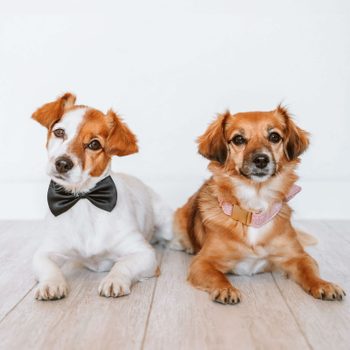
<box><xmin>33</xmin><ymin>250</ymin><xmax>68</xmax><ymax>300</ymax></box>
<box><xmin>188</xmin><ymin>256</ymin><xmax>241</xmax><ymax>305</ymax></box>
<box><xmin>98</xmin><ymin>245</ymin><xmax>157</xmax><ymax>298</ymax></box>
<box><xmin>278</xmin><ymin>253</ymin><xmax>345</xmax><ymax>300</ymax></box>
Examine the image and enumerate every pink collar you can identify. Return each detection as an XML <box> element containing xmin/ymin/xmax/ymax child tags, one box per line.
<box><xmin>220</xmin><ymin>184</ymin><xmax>301</xmax><ymax>228</ymax></box>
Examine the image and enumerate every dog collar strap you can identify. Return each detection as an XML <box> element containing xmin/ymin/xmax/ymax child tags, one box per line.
<box><xmin>47</xmin><ymin>175</ymin><xmax>117</xmax><ymax>216</ymax></box>
<box><xmin>220</xmin><ymin>185</ymin><xmax>301</xmax><ymax>228</ymax></box>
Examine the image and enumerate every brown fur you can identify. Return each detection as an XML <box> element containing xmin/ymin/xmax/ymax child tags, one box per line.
<box><xmin>32</xmin><ymin>93</ymin><xmax>76</xmax><ymax>130</ymax></box>
<box><xmin>32</xmin><ymin>93</ymin><xmax>138</xmax><ymax>177</ymax></box>
<box><xmin>105</xmin><ymin>110</ymin><xmax>139</xmax><ymax>157</ymax></box>
<box><xmin>174</xmin><ymin>106</ymin><xmax>345</xmax><ymax>304</ymax></box>
<box><xmin>68</xmin><ymin>108</ymin><xmax>138</xmax><ymax>177</ymax></box>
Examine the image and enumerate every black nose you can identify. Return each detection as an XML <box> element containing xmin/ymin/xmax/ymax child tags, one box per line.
<box><xmin>55</xmin><ymin>156</ymin><xmax>74</xmax><ymax>174</ymax></box>
<box><xmin>253</xmin><ymin>153</ymin><xmax>270</xmax><ymax>169</ymax></box>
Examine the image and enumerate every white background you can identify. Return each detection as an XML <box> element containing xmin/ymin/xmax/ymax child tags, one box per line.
<box><xmin>0</xmin><ymin>0</ymin><xmax>349</xmax><ymax>219</ymax></box>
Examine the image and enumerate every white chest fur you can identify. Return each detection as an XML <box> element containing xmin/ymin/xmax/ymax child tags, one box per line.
<box><xmin>246</xmin><ymin>221</ymin><xmax>272</xmax><ymax>245</ymax></box>
<box><xmin>233</xmin><ymin>222</ymin><xmax>272</xmax><ymax>276</ymax></box>
<box><xmin>233</xmin><ymin>182</ymin><xmax>268</xmax><ymax>212</ymax></box>
<box><xmin>231</xmin><ymin>175</ymin><xmax>283</xmax><ymax>213</ymax></box>
<box><xmin>228</xmin><ymin>177</ymin><xmax>282</xmax><ymax>276</ymax></box>
<box><xmin>233</xmin><ymin>257</ymin><xmax>269</xmax><ymax>276</ymax></box>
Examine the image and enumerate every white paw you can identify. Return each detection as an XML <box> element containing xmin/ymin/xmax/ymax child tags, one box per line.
<box><xmin>35</xmin><ymin>280</ymin><xmax>68</xmax><ymax>300</ymax></box>
<box><xmin>98</xmin><ymin>274</ymin><xmax>131</xmax><ymax>298</ymax></box>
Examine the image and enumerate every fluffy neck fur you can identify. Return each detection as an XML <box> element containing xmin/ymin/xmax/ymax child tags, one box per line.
<box><xmin>210</xmin><ymin>161</ymin><xmax>298</xmax><ymax>212</ymax></box>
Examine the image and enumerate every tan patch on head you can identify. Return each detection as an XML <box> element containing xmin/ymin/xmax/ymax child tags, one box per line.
<box><xmin>69</xmin><ymin>109</ymin><xmax>111</xmax><ymax>177</ymax></box>
<box><xmin>69</xmin><ymin>109</ymin><xmax>139</xmax><ymax>177</ymax></box>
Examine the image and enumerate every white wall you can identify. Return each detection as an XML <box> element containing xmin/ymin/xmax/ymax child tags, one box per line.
<box><xmin>0</xmin><ymin>0</ymin><xmax>349</xmax><ymax>219</ymax></box>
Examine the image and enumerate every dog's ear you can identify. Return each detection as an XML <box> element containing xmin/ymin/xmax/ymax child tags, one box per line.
<box><xmin>106</xmin><ymin>110</ymin><xmax>139</xmax><ymax>157</ymax></box>
<box><xmin>32</xmin><ymin>93</ymin><xmax>76</xmax><ymax>129</ymax></box>
<box><xmin>276</xmin><ymin>105</ymin><xmax>310</xmax><ymax>160</ymax></box>
<box><xmin>197</xmin><ymin>112</ymin><xmax>230</xmax><ymax>164</ymax></box>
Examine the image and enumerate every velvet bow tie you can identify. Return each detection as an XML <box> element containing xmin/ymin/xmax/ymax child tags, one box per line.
<box><xmin>47</xmin><ymin>175</ymin><xmax>117</xmax><ymax>216</ymax></box>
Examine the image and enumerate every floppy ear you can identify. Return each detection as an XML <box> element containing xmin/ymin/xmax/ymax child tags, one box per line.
<box><xmin>32</xmin><ymin>93</ymin><xmax>76</xmax><ymax>129</ymax></box>
<box><xmin>197</xmin><ymin>112</ymin><xmax>230</xmax><ymax>164</ymax></box>
<box><xmin>277</xmin><ymin>105</ymin><xmax>310</xmax><ymax>160</ymax></box>
<box><xmin>106</xmin><ymin>110</ymin><xmax>139</xmax><ymax>157</ymax></box>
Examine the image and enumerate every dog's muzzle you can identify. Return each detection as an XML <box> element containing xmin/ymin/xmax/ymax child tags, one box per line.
<box><xmin>241</xmin><ymin>151</ymin><xmax>276</xmax><ymax>180</ymax></box>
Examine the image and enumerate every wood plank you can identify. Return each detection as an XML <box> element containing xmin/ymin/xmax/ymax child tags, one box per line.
<box><xmin>143</xmin><ymin>249</ymin><xmax>310</xmax><ymax>350</ymax></box>
<box><xmin>323</xmin><ymin>220</ymin><xmax>350</xmax><ymax>244</ymax></box>
<box><xmin>0</xmin><ymin>221</ymin><xmax>16</xmax><ymax>234</ymax></box>
<box><xmin>0</xmin><ymin>221</ymin><xmax>43</xmax><ymax>321</ymax></box>
<box><xmin>272</xmin><ymin>220</ymin><xmax>350</xmax><ymax>350</ymax></box>
<box><xmin>0</xmin><ymin>251</ymin><xmax>163</xmax><ymax>350</ymax></box>
<box><xmin>1</xmin><ymin>221</ymin><xmax>349</xmax><ymax>350</ymax></box>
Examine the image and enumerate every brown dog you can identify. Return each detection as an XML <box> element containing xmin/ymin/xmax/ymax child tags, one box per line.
<box><xmin>172</xmin><ymin>106</ymin><xmax>345</xmax><ymax>304</ymax></box>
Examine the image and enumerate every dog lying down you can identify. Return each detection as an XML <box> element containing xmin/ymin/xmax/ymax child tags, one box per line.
<box><xmin>32</xmin><ymin>93</ymin><xmax>172</xmax><ymax>300</ymax></box>
<box><xmin>172</xmin><ymin>106</ymin><xmax>346</xmax><ymax>304</ymax></box>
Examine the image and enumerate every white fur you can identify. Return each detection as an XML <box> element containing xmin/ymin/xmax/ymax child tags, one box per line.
<box><xmin>231</xmin><ymin>175</ymin><xmax>283</xmax><ymax>248</ymax></box>
<box><xmin>233</xmin><ymin>181</ymin><xmax>268</xmax><ymax>212</ymax></box>
<box><xmin>228</xmin><ymin>174</ymin><xmax>284</xmax><ymax>275</ymax></box>
<box><xmin>247</xmin><ymin>222</ymin><xmax>273</xmax><ymax>245</ymax></box>
<box><xmin>34</xmin><ymin>172</ymin><xmax>173</xmax><ymax>300</ymax></box>
<box><xmin>232</xmin><ymin>223</ymin><xmax>271</xmax><ymax>275</ymax></box>
<box><xmin>231</xmin><ymin>174</ymin><xmax>283</xmax><ymax>212</ymax></box>
<box><xmin>233</xmin><ymin>257</ymin><xmax>269</xmax><ymax>276</ymax></box>
<box><xmin>34</xmin><ymin>111</ymin><xmax>173</xmax><ymax>300</ymax></box>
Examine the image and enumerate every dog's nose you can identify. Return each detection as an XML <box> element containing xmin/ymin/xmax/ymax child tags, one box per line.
<box><xmin>253</xmin><ymin>153</ymin><xmax>270</xmax><ymax>169</ymax></box>
<box><xmin>55</xmin><ymin>156</ymin><xmax>74</xmax><ymax>174</ymax></box>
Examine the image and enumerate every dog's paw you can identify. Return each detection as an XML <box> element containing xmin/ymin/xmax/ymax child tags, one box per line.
<box><xmin>35</xmin><ymin>280</ymin><xmax>68</xmax><ymax>301</ymax></box>
<box><xmin>98</xmin><ymin>274</ymin><xmax>131</xmax><ymax>298</ymax></box>
<box><xmin>308</xmin><ymin>281</ymin><xmax>346</xmax><ymax>301</ymax></box>
<box><xmin>210</xmin><ymin>286</ymin><xmax>241</xmax><ymax>305</ymax></box>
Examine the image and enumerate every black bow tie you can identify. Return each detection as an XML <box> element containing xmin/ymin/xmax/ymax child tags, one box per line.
<box><xmin>47</xmin><ymin>175</ymin><xmax>117</xmax><ymax>216</ymax></box>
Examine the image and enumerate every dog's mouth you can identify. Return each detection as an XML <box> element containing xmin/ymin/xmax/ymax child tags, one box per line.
<box><xmin>251</xmin><ymin>170</ymin><xmax>271</xmax><ymax>177</ymax></box>
<box><xmin>49</xmin><ymin>169</ymin><xmax>72</xmax><ymax>182</ymax></box>
<box><xmin>239</xmin><ymin>165</ymin><xmax>276</xmax><ymax>182</ymax></box>
<box><xmin>52</xmin><ymin>174</ymin><xmax>66</xmax><ymax>181</ymax></box>
<box><xmin>49</xmin><ymin>170</ymin><xmax>75</xmax><ymax>186</ymax></box>
<box><xmin>240</xmin><ymin>168</ymin><xmax>272</xmax><ymax>178</ymax></box>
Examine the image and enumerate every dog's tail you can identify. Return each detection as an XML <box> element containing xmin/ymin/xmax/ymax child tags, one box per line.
<box><xmin>169</xmin><ymin>195</ymin><xmax>197</xmax><ymax>254</ymax></box>
<box><xmin>296</xmin><ymin>229</ymin><xmax>318</xmax><ymax>247</ymax></box>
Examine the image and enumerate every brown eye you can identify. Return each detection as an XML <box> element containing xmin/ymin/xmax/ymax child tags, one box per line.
<box><xmin>232</xmin><ymin>135</ymin><xmax>246</xmax><ymax>146</ymax></box>
<box><xmin>53</xmin><ymin>128</ymin><xmax>65</xmax><ymax>138</ymax></box>
<box><xmin>269</xmin><ymin>132</ymin><xmax>281</xmax><ymax>143</ymax></box>
<box><xmin>87</xmin><ymin>140</ymin><xmax>102</xmax><ymax>151</ymax></box>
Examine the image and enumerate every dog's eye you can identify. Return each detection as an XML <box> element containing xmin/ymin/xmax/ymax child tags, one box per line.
<box><xmin>87</xmin><ymin>140</ymin><xmax>102</xmax><ymax>151</ymax></box>
<box><xmin>232</xmin><ymin>135</ymin><xmax>246</xmax><ymax>146</ymax></box>
<box><xmin>53</xmin><ymin>128</ymin><xmax>65</xmax><ymax>138</ymax></box>
<box><xmin>268</xmin><ymin>132</ymin><xmax>281</xmax><ymax>143</ymax></box>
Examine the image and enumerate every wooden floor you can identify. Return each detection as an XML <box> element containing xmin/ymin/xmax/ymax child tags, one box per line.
<box><xmin>0</xmin><ymin>221</ymin><xmax>349</xmax><ymax>350</ymax></box>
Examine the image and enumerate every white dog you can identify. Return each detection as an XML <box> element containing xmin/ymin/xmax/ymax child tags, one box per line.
<box><xmin>32</xmin><ymin>93</ymin><xmax>172</xmax><ymax>300</ymax></box>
